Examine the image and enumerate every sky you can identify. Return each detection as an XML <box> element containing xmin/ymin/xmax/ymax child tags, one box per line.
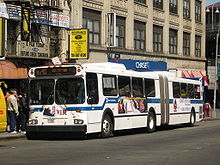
<box><xmin>206</xmin><ymin>0</ymin><xmax>220</xmax><ymax>6</ymax></box>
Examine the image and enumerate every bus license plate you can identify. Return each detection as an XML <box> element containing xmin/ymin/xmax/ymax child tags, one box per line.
<box><xmin>48</xmin><ymin>118</ymin><xmax>54</xmax><ymax>123</ymax></box>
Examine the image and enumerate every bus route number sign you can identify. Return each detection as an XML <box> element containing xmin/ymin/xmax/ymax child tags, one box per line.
<box><xmin>35</xmin><ymin>67</ymin><xmax>76</xmax><ymax>77</ymax></box>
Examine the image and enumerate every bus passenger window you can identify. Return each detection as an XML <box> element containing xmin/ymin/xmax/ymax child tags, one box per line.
<box><xmin>194</xmin><ymin>85</ymin><xmax>201</xmax><ymax>99</ymax></box>
<box><xmin>118</xmin><ymin>76</ymin><xmax>131</xmax><ymax>97</ymax></box>
<box><xmin>102</xmin><ymin>74</ymin><xmax>117</xmax><ymax>96</ymax></box>
<box><xmin>180</xmin><ymin>83</ymin><xmax>187</xmax><ymax>98</ymax></box>
<box><xmin>132</xmin><ymin>77</ymin><xmax>143</xmax><ymax>97</ymax></box>
<box><xmin>144</xmin><ymin>79</ymin><xmax>155</xmax><ymax>97</ymax></box>
<box><xmin>86</xmin><ymin>73</ymin><xmax>99</xmax><ymax>104</ymax></box>
<box><xmin>173</xmin><ymin>82</ymin><xmax>180</xmax><ymax>98</ymax></box>
<box><xmin>188</xmin><ymin>84</ymin><xmax>194</xmax><ymax>99</ymax></box>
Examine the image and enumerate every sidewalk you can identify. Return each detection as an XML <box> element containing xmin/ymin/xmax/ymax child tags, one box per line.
<box><xmin>0</xmin><ymin>131</ymin><xmax>26</xmax><ymax>141</ymax></box>
<box><xmin>202</xmin><ymin>108</ymin><xmax>220</xmax><ymax>121</ymax></box>
<box><xmin>0</xmin><ymin>109</ymin><xmax>220</xmax><ymax>141</ymax></box>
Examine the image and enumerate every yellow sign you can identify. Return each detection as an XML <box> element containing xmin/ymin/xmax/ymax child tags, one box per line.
<box><xmin>70</xmin><ymin>29</ymin><xmax>89</xmax><ymax>59</ymax></box>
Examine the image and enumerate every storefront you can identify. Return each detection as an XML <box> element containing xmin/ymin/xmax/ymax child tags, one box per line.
<box><xmin>0</xmin><ymin>61</ymin><xmax>28</xmax><ymax>95</ymax></box>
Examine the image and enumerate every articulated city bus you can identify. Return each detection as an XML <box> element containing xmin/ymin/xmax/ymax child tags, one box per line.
<box><xmin>26</xmin><ymin>62</ymin><xmax>203</xmax><ymax>139</ymax></box>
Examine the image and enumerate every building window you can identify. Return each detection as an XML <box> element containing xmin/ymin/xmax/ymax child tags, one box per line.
<box><xmin>195</xmin><ymin>35</ymin><xmax>201</xmax><ymax>57</ymax></box>
<box><xmin>134</xmin><ymin>0</ymin><xmax>146</xmax><ymax>4</ymax></box>
<box><xmin>169</xmin><ymin>0</ymin><xmax>177</xmax><ymax>14</ymax></box>
<box><xmin>134</xmin><ymin>21</ymin><xmax>146</xmax><ymax>50</ymax></box>
<box><xmin>183</xmin><ymin>32</ymin><xmax>190</xmax><ymax>56</ymax></box>
<box><xmin>183</xmin><ymin>0</ymin><xmax>190</xmax><ymax>19</ymax></box>
<box><xmin>7</xmin><ymin>20</ymin><xmax>19</xmax><ymax>55</ymax></box>
<box><xmin>195</xmin><ymin>0</ymin><xmax>201</xmax><ymax>22</ymax></box>
<box><xmin>169</xmin><ymin>29</ymin><xmax>177</xmax><ymax>54</ymax></box>
<box><xmin>83</xmin><ymin>8</ymin><xmax>101</xmax><ymax>45</ymax></box>
<box><xmin>153</xmin><ymin>25</ymin><xmax>163</xmax><ymax>53</ymax></box>
<box><xmin>50</xmin><ymin>27</ymin><xmax>60</xmax><ymax>57</ymax></box>
<box><xmin>116</xmin><ymin>16</ymin><xmax>125</xmax><ymax>48</ymax></box>
<box><xmin>153</xmin><ymin>0</ymin><xmax>163</xmax><ymax>10</ymax></box>
<box><xmin>31</xmin><ymin>23</ymin><xmax>41</xmax><ymax>42</ymax></box>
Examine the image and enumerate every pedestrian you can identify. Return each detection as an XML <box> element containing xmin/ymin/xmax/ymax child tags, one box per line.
<box><xmin>16</xmin><ymin>94</ymin><xmax>27</xmax><ymax>134</ymax></box>
<box><xmin>204</xmin><ymin>102</ymin><xmax>212</xmax><ymax>117</ymax></box>
<box><xmin>6</xmin><ymin>89</ymin><xmax>19</xmax><ymax>133</ymax></box>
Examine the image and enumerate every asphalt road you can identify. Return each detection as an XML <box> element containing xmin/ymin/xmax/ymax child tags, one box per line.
<box><xmin>0</xmin><ymin>120</ymin><xmax>220</xmax><ymax>165</ymax></box>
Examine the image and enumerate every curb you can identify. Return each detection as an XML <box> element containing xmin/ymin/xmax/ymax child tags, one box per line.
<box><xmin>0</xmin><ymin>133</ymin><xmax>26</xmax><ymax>141</ymax></box>
<box><xmin>201</xmin><ymin>117</ymin><xmax>220</xmax><ymax>121</ymax></box>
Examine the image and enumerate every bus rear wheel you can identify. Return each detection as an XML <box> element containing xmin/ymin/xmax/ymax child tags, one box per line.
<box><xmin>147</xmin><ymin>112</ymin><xmax>156</xmax><ymax>133</ymax></box>
<box><xmin>189</xmin><ymin>111</ymin><xmax>195</xmax><ymax>127</ymax></box>
<box><xmin>101</xmin><ymin>114</ymin><xmax>113</xmax><ymax>138</ymax></box>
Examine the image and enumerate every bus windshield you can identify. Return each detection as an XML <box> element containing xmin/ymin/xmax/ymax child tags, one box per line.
<box><xmin>29</xmin><ymin>78</ymin><xmax>85</xmax><ymax>105</ymax></box>
<box><xmin>30</xmin><ymin>79</ymin><xmax>55</xmax><ymax>105</ymax></box>
<box><xmin>55</xmin><ymin>78</ymin><xmax>85</xmax><ymax>104</ymax></box>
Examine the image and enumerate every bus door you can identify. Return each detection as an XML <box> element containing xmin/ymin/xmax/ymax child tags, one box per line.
<box><xmin>86</xmin><ymin>73</ymin><xmax>102</xmax><ymax>124</ymax></box>
<box><xmin>159</xmin><ymin>75</ymin><xmax>169</xmax><ymax>125</ymax></box>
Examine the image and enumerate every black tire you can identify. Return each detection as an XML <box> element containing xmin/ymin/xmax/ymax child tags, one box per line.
<box><xmin>147</xmin><ymin>112</ymin><xmax>156</xmax><ymax>133</ymax></box>
<box><xmin>26</xmin><ymin>132</ymin><xmax>39</xmax><ymax>140</ymax></box>
<box><xmin>189</xmin><ymin>111</ymin><xmax>195</xmax><ymax>127</ymax></box>
<box><xmin>101</xmin><ymin>114</ymin><xmax>113</xmax><ymax>138</ymax></box>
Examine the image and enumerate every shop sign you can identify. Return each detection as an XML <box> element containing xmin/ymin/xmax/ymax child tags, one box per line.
<box><xmin>70</xmin><ymin>29</ymin><xmax>89</xmax><ymax>59</ymax></box>
<box><xmin>108</xmin><ymin>59</ymin><xmax>167</xmax><ymax>71</ymax></box>
<box><xmin>0</xmin><ymin>3</ymin><xmax>8</xmax><ymax>19</ymax></box>
<box><xmin>7</xmin><ymin>4</ymin><xmax>21</xmax><ymax>20</ymax></box>
<box><xmin>19</xmin><ymin>41</ymin><xmax>49</xmax><ymax>59</ymax></box>
<box><xmin>33</xmin><ymin>9</ymin><xmax>70</xmax><ymax>28</ymax></box>
<box><xmin>49</xmin><ymin>13</ymin><xmax>69</xmax><ymax>28</ymax></box>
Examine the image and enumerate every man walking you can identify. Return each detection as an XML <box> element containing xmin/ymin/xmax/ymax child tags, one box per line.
<box><xmin>7</xmin><ymin>89</ymin><xmax>19</xmax><ymax>133</ymax></box>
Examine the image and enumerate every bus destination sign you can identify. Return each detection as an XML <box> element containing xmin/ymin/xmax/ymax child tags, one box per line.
<box><xmin>35</xmin><ymin>67</ymin><xmax>76</xmax><ymax>76</ymax></box>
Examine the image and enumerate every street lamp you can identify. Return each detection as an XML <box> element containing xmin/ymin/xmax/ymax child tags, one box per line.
<box><xmin>206</xmin><ymin>4</ymin><xmax>220</xmax><ymax>117</ymax></box>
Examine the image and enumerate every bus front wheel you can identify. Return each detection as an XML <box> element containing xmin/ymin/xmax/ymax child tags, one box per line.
<box><xmin>101</xmin><ymin>114</ymin><xmax>113</xmax><ymax>138</ymax></box>
<box><xmin>147</xmin><ymin>112</ymin><xmax>156</xmax><ymax>133</ymax></box>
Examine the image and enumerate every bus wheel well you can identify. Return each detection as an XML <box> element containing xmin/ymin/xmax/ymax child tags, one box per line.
<box><xmin>148</xmin><ymin>108</ymin><xmax>156</xmax><ymax>121</ymax></box>
<box><xmin>189</xmin><ymin>107</ymin><xmax>196</xmax><ymax>127</ymax></box>
<box><xmin>102</xmin><ymin>108</ymin><xmax>114</xmax><ymax>126</ymax></box>
<box><xmin>191</xmin><ymin>107</ymin><xmax>196</xmax><ymax>118</ymax></box>
<box><xmin>147</xmin><ymin>108</ymin><xmax>156</xmax><ymax>133</ymax></box>
<box><xmin>101</xmin><ymin>108</ymin><xmax>114</xmax><ymax>138</ymax></box>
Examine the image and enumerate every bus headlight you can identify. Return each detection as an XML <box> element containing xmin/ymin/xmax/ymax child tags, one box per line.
<box><xmin>74</xmin><ymin>119</ymin><xmax>84</xmax><ymax>124</ymax></box>
<box><xmin>28</xmin><ymin>119</ymin><xmax>38</xmax><ymax>125</ymax></box>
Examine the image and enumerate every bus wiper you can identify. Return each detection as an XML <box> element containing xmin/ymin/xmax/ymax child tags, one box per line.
<box><xmin>56</xmin><ymin>92</ymin><xmax>68</xmax><ymax>110</ymax></box>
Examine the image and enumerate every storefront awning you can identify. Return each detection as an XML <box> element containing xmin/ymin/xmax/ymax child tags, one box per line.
<box><xmin>182</xmin><ymin>70</ymin><xmax>208</xmax><ymax>86</ymax></box>
<box><xmin>182</xmin><ymin>70</ymin><xmax>204</xmax><ymax>78</ymax></box>
<box><xmin>0</xmin><ymin>61</ymin><xmax>27</xmax><ymax>79</ymax></box>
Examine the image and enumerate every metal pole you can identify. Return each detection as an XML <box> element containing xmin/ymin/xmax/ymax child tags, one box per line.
<box><xmin>213</xmin><ymin>27</ymin><xmax>220</xmax><ymax>118</ymax></box>
<box><xmin>212</xmin><ymin>5</ymin><xmax>214</xmax><ymax>31</ymax></box>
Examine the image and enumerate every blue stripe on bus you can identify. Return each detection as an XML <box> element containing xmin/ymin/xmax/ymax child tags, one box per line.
<box><xmin>190</xmin><ymin>100</ymin><xmax>203</xmax><ymax>104</ymax></box>
<box><xmin>30</xmin><ymin>97</ymin><xmax>203</xmax><ymax>112</ymax></box>
<box><xmin>147</xmin><ymin>98</ymin><xmax>160</xmax><ymax>103</ymax></box>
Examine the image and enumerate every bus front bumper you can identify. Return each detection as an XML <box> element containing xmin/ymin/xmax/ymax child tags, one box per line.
<box><xmin>26</xmin><ymin>125</ymin><xmax>87</xmax><ymax>133</ymax></box>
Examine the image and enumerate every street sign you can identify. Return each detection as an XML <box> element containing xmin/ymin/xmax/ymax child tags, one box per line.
<box><xmin>69</xmin><ymin>29</ymin><xmax>89</xmax><ymax>59</ymax></box>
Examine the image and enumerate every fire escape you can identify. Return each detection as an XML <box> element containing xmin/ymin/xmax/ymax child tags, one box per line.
<box><xmin>4</xmin><ymin>0</ymin><xmax>61</xmax><ymax>59</ymax></box>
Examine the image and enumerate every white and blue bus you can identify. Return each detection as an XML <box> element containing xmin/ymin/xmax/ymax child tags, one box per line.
<box><xmin>26</xmin><ymin>62</ymin><xmax>203</xmax><ymax>139</ymax></box>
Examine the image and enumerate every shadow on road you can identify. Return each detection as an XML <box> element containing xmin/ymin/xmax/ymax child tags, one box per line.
<box><xmin>26</xmin><ymin>124</ymin><xmax>198</xmax><ymax>141</ymax></box>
